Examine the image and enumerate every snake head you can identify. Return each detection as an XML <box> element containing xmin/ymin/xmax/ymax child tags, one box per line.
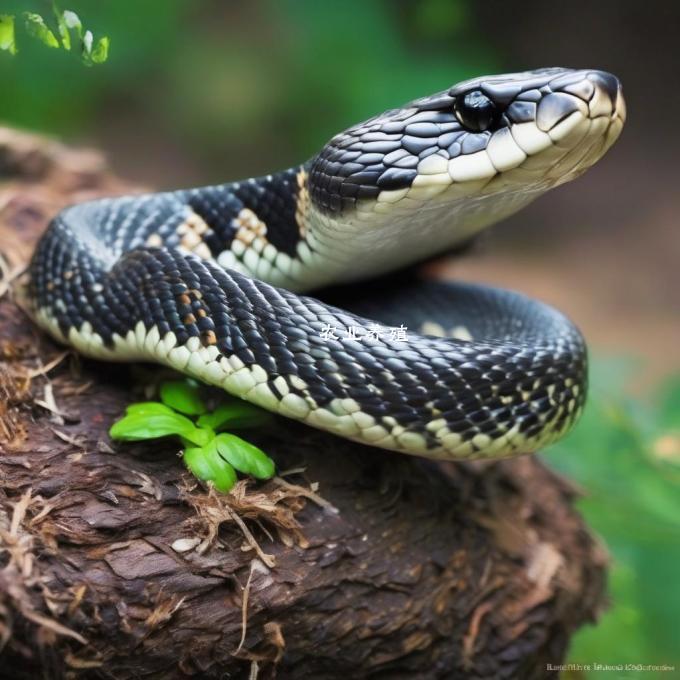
<box><xmin>305</xmin><ymin>68</ymin><xmax>625</xmax><ymax>280</ymax></box>
<box><xmin>309</xmin><ymin>67</ymin><xmax>625</xmax><ymax>213</ymax></box>
<box><xmin>447</xmin><ymin>67</ymin><xmax>625</xmax><ymax>185</ymax></box>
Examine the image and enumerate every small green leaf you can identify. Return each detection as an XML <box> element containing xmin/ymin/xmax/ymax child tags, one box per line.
<box><xmin>110</xmin><ymin>412</ymin><xmax>209</xmax><ymax>446</ymax></box>
<box><xmin>160</xmin><ymin>380</ymin><xmax>207</xmax><ymax>416</ymax></box>
<box><xmin>54</xmin><ymin>9</ymin><xmax>81</xmax><ymax>51</ymax></box>
<box><xmin>183</xmin><ymin>446</ymin><xmax>215</xmax><ymax>482</ymax></box>
<box><xmin>215</xmin><ymin>433</ymin><xmax>275</xmax><ymax>479</ymax></box>
<box><xmin>197</xmin><ymin>401</ymin><xmax>272</xmax><ymax>431</ymax></box>
<box><xmin>81</xmin><ymin>28</ymin><xmax>93</xmax><ymax>56</ymax></box>
<box><xmin>89</xmin><ymin>35</ymin><xmax>109</xmax><ymax>64</ymax></box>
<box><xmin>184</xmin><ymin>443</ymin><xmax>237</xmax><ymax>492</ymax></box>
<box><xmin>23</xmin><ymin>12</ymin><xmax>59</xmax><ymax>48</ymax></box>
<box><xmin>125</xmin><ymin>402</ymin><xmax>177</xmax><ymax>417</ymax></box>
<box><xmin>62</xmin><ymin>10</ymin><xmax>82</xmax><ymax>34</ymax></box>
<box><xmin>0</xmin><ymin>15</ymin><xmax>17</xmax><ymax>55</ymax></box>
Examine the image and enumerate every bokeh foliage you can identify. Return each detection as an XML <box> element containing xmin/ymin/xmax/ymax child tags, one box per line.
<box><xmin>0</xmin><ymin>0</ymin><xmax>496</xmax><ymax>179</ymax></box>
<box><xmin>0</xmin><ymin>0</ymin><xmax>187</xmax><ymax>134</ymax></box>
<box><xmin>544</xmin><ymin>363</ymin><xmax>680</xmax><ymax>673</ymax></box>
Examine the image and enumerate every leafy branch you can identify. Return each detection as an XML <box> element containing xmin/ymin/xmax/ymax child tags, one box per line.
<box><xmin>0</xmin><ymin>1</ymin><xmax>109</xmax><ymax>65</ymax></box>
<box><xmin>110</xmin><ymin>380</ymin><xmax>276</xmax><ymax>493</ymax></box>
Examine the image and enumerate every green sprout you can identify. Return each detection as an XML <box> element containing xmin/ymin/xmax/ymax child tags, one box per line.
<box><xmin>0</xmin><ymin>2</ymin><xmax>109</xmax><ymax>65</ymax></box>
<box><xmin>109</xmin><ymin>380</ymin><xmax>275</xmax><ymax>493</ymax></box>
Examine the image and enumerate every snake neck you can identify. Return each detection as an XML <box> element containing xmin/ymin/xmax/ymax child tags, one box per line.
<box><xmin>193</xmin><ymin>163</ymin><xmax>548</xmax><ymax>292</ymax></box>
<box><xmin>178</xmin><ymin>164</ymin><xmax>315</xmax><ymax>291</ymax></box>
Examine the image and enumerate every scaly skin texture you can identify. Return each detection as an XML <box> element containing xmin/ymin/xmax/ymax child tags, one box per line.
<box><xmin>25</xmin><ymin>67</ymin><xmax>625</xmax><ymax>459</ymax></box>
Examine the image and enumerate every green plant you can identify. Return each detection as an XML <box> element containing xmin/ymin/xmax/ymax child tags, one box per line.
<box><xmin>0</xmin><ymin>1</ymin><xmax>108</xmax><ymax>64</ymax></box>
<box><xmin>543</xmin><ymin>361</ymin><xmax>680</xmax><ymax>674</ymax></box>
<box><xmin>109</xmin><ymin>379</ymin><xmax>275</xmax><ymax>493</ymax></box>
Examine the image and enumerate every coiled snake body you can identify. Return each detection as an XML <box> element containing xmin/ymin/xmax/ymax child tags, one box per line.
<box><xmin>26</xmin><ymin>68</ymin><xmax>625</xmax><ymax>459</ymax></box>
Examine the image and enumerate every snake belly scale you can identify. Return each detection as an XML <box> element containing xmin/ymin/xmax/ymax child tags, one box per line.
<box><xmin>25</xmin><ymin>67</ymin><xmax>625</xmax><ymax>460</ymax></box>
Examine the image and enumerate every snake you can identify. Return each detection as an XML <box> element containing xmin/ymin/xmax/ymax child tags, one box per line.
<box><xmin>24</xmin><ymin>67</ymin><xmax>625</xmax><ymax>460</ymax></box>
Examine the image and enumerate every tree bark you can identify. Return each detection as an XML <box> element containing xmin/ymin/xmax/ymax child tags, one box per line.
<box><xmin>0</xmin><ymin>128</ymin><xmax>608</xmax><ymax>679</ymax></box>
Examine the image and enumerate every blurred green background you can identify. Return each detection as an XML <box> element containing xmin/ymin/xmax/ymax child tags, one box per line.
<box><xmin>1</xmin><ymin>1</ymin><xmax>678</xmax><ymax>676</ymax></box>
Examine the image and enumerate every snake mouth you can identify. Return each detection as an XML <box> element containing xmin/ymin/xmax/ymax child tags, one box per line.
<box><xmin>308</xmin><ymin>68</ymin><xmax>626</xmax><ymax>215</ymax></box>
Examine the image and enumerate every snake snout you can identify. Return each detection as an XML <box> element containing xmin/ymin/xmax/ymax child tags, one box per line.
<box><xmin>524</xmin><ymin>69</ymin><xmax>624</xmax><ymax>187</ymax></box>
<box><xmin>550</xmin><ymin>69</ymin><xmax>625</xmax><ymax>122</ymax></box>
<box><xmin>589</xmin><ymin>71</ymin><xmax>621</xmax><ymax>102</ymax></box>
<box><xmin>591</xmin><ymin>70</ymin><xmax>626</xmax><ymax>124</ymax></box>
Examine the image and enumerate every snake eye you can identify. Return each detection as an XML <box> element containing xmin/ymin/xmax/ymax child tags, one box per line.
<box><xmin>453</xmin><ymin>90</ymin><xmax>499</xmax><ymax>132</ymax></box>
